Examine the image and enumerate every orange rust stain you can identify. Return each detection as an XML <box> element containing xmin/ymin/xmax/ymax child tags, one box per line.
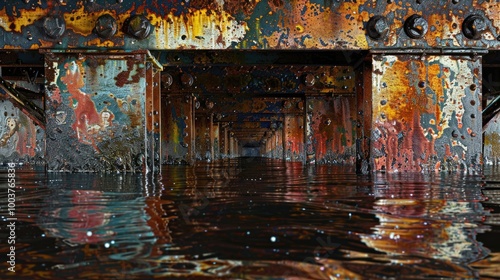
<box><xmin>60</xmin><ymin>60</ymin><xmax>100</xmax><ymax>145</ymax></box>
<box><xmin>264</xmin><ymin>0</ymin><xmax>369</xmax><ymax>49</ymax></box>
<box><xmin>0</xmin><ymin>6</ymin><xmax>47</xmax><ymax>33</ymax></box>
<box><xmin>376</xmin><ymin>59</ymin><xmax>429</xmax><ymax>122</ymax></box>
<box><xmin>84</xmin><ymin>38</ymin><xmax>116</xmax><ymax>48</ymax></box>
<box><xmin>285</xmin><ymin>115</ymin><xmax>303</xmax><ymax>157</ymax></box>
<box><xmin>150</xmin><ymin>8</ymin><xmax>244</xmax><ymax>48</ymax></box>
<box><xmin>424</xmin><ymin>62</ymin><xmax>443</xmax><ymax>127</ymax></box>
<box><xmin>0</xmin><ymin>7</ymin><xmax>48</xmax><ymax>32</ymax></box>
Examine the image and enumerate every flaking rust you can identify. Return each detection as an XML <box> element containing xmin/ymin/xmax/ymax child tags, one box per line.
<box><xmin>306</xmin><ymin>96</ymin><xmax>356</xmax><ymax>165</ymax></box>
<box><xmin>372</xmin><ymin>54</ymin><xmax>482</xmax><ymax>173</ymax></box>
<box><xmin>484</xmin><ymin>113</ymin><xmax>500</xmax><ymax>165</ymax></box>
<box><xmin>2</xmin><ymin>1</ymin><xmax>500</xmax><ymax>50</ymax></box>
<box><xmin>0</xmin><ymin>99</ymin><xmax>43</xmax><ymax>163</ymax></box>
<box><xmin>44</xmin><ymin>51</ymin><xmax>154</xmax><ymax>172</ymax></box>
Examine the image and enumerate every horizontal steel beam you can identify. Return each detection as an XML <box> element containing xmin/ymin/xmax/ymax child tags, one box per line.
<box><xmin>1</xmin><ymin>1</ymin><xmax>499</xmax><ymax>50</ymax></box>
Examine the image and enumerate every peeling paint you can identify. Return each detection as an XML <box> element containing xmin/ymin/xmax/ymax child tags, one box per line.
<box><xmin>1</xmin><ymin>1</ymin><xmax>500</xmax><ymax>50</ymax></box>
<box><xmin>44</xmin><ymin>52</ymin><xmax>153</xmax><ymax>172</ymax></box>
<box><xmin>0</xmin><ymin>99</ymin><xmax>43</xmax><ymax>163</ymax></box>
<box><xmin>372</xmin><ymin>54</ymin><xmax>482</xmax><ymax>173</ymax></box>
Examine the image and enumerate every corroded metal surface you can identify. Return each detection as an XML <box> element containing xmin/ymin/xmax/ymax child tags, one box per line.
<box><xmin>1</xmin><ymin>1</ymin><xmax>500</xmax><ymax>50</ymax></box>
<box><xmin>371</xmin><ymin>54</ymin><xmax>482</xmax><ymax>173</ymax></box>
<box><xmin>44</xmin><ymin>51</ymin><xmax>158</xmax><ymax>172</ymax></box>
<box><xmin>162</xmin><ymin>65</ymin><xmax>355</xmax><ymax>95</ymax></box>
<box><xmin>284</xmin><ymin>114</ymin><xmax>304</xmax><ymax>162</ymax></box>
<box><xmin>195</xmin><ymin>113</ymin><xmax>212</xmax><ymax>161</ymax></box>
<box><xmin>0</xmin><ymin>77</ymin><xmax>45</xmax><ymax>128</ymax></box>
<box><xmin>145</xmin><ymin>60</ymin><xmax>162</xmax><ymax>173</ymax></box>
<box><xmin>0</xmin><ymin>98</ymin><xmax>44</xmax><ymax>163</ymax></box>
<box><xmin>162</xmin><ymin>95</ymin><xmax>194</xmax><ymax>164</ymax></box>
<box><xmin>161</xmin><ymin>63</ymin><xmax>355</xmax><ymax>164</ymax></box>
<box><xmin>484</xmin><ymin>112</ymin><xmax>500</xmax><ymax>165</ymax></box>
<box><xmin>305</xmin><ymin>96</ymin><xmax>356</xmax><ymax>165</ymax></box>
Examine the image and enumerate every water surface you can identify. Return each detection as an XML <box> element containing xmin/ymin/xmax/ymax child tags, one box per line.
<box><xmin>1</xmin><ymin>158</ymin><xmax>499</xmax><ymax>279</ymax></box>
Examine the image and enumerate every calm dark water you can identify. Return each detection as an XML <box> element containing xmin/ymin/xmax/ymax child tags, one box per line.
<box><xmin>0</xmin><ymin>157</ymin><xmax>499</xmax><ymax>279</ymax></box>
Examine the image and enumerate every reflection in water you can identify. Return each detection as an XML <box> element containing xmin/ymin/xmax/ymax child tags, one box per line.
<box><xmin>0</xmin><ymin>159</ymin><xmax>499</xmax><ymax>279</ymax></box>
<box><xmin>361</xmin><ymin>173</ymin><xmax>490</xmax><ymax>267</ymax></box>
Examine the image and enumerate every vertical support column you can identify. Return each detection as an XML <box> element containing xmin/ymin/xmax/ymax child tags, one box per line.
<box><xmin>284</xmin><ymin>114</ymin><xmax>305</xmax><ymax>162</ymax></box>
<box><xmin>356</xmin><ymin>62</ymin><xmax>372</xmax><ymax>174</ymax></box>
<box><xmin>371</xmin><ymin>54</ymin><xmax>482</xmax><ymax>173</ymax></box>
<box><xmin>229</xmin><ymin>135</ymin><xmax>235</xmax><ymax>158</ymax></box>
<box><xmin>212</xmin><ymin>118</ymin><xmax>219</xmax><ymax>161</ymax></box>
<box><xmin>234</xmin><ymin>137</ymin><xmax>238</xmax><ymax>158</ymax></box>
<box><xmin>195</xmin><ymin>113</ymin><xmax>212</xmax><ymax>161</ymax></box>
<box><xmin>154</xmin><ymin>65</ymin><xmax>162</xmax><ymax>169</ymax></box>
<box><xmin>163</xmin><ymin>94</ymin><xmax>194</xmax><ymax>164</ymax></box>
<box><xmin>145</xmin><ymin>60</ymin><xmax>162</xmax><ymax>173</ymax></box>
<box><xmin>305</xmin><ymin>96</ymin><xmax>356</xmax><ymax>165</ymax></box>
<box><xmin>276</xmin><ymin>127</ymin><xmax>283</xmax><ymax>160</ymax></box>
<box><xmin>271</xmin><ymin>132</ymin><xmax>276</xmax><ymax>158</ymax></box>
<box><xmin>220</xmin><ymin>124</ymin><xmax>229</xmax><ymax>159</ymax></box>
<box><xmin>44</xmin><ymin>51</ymin><xmax>161</xmax><ymax>172</ymax></box>
<box><xmin>266</xmin><ymin>134</ymin><xmax>272</xmax><ymax>157</ymax></box>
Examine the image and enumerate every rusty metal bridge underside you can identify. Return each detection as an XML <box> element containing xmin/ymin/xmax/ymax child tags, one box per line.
<box><xmin>1</xmin><ymin>0</ymin><xmax>500</xmax><ymax>173</ymax></box>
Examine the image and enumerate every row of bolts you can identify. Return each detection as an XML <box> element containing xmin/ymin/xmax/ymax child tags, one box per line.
<box><xmin>41</xmin><ymin>12</ymin><xmax>487</xmax><ymax>41</ymax></box>
<box><xmin>369</xmin><ymin>14</ymin><xmax>488</xmax><ymax>40</ymax></box>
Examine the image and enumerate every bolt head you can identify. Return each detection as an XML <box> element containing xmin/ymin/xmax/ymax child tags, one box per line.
<box><xmin>367</xmin><ymin>15</ymin><xmax>389</xmax><ymax>40</ymax></box>
<box><xmin>181</xmin><ymin>73</ymin><xmax>194</xmax><ymax>87</ymax></box>
<box><xmin>404</xmin><ymin>14</ymin><xmax>428</xmax><ymax>39</ymax></box>
<box><xmin>43</xmin><ymin>16</ymin><xmax>66</xmax><ymax>38</ymax></box>
<box><xmin>95</xmin><ymin>14</ymin><xmax>118</xmax><ymax>38</ymax></box>
<box><xmin>161</xmin><ymin>73</ymin><xmax>173</xmax><ymax>88</ymax></box>
<box><xmin>463</xmin><ymin>14</ymin><xmax>487</xmax><ymax>40</ymax></box>
<box><xmin>126</xmin><ymin>15</ymin><xmax>152</xmax><ymax>40</ymax></box>
<box><xmin>303</xmin><ymin>73</ymin><xmax>316</xmax><ymax>87</ymax></box>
